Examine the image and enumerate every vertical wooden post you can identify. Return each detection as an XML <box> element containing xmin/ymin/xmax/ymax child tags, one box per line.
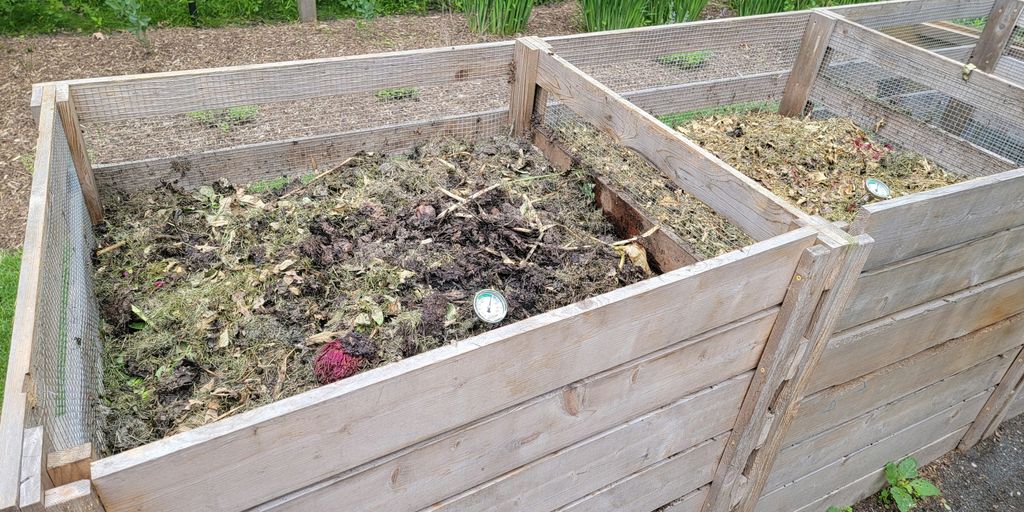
<box><xmin>18</xmin><ymin>426</ymin><xmax>53</xmax><ymax>512</ymax></box>
<box><xmin>702</xmin><ymin>231</ymin><xmax>873</xmax><ymax>512</ymax></box>
<box><xmin>298</xmin><ymin>0</ymin><xmax>316</xmax><ymax>22</ymax></box>
<box><xmin>55</xmin><ymin>84</ymin><xmax>103</xmax><ymax>225</ymax></box>
<box><xmin>958</xmin><ymin>346</ymin><xmax>1024</xmax><ymax>450</ymax></box>
<box><xmin>779</xmin><ymin>10</ymin><xmax>840</xmax><ymax>117</ymax></box>
<box><xmin>510</xmin><ymin>36</ymin><xmax>552</xmax><ymax>138</ymax></box>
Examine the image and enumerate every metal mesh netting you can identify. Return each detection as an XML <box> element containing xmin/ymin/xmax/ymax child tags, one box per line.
<box><xmin>548</xmin><ymin>13</ymin><xmax>809</xmax><ymax>117</ymax></box>
<box><xmin>998</xmin><ymin>23</ymin><xmax>1024</xmax><ymax>83</ymax></box>
<box><xmin>833</xmin><ymin>0</ymin><xmax>996</xmax><ymax>29</ymax></box>
<box><xmin>808</xmin><ymin>23</ymin><xmax>1024</xmax><ymax>176</ymax></box>
<box><xmin>27</xmin><ymin>113</ymin><xmax>104</xmax><ymax>452</ymax></box>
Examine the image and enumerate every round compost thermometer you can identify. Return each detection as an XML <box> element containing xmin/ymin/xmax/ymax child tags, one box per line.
<box><xmin>864</xmin><ymin>178</ymin><xmax>893</xmax><ymax>200</ymax></box>
<box><xmin>474</xmin><ymin>289</ymin><xmax>508</xmax><ymax>324</ymax></box>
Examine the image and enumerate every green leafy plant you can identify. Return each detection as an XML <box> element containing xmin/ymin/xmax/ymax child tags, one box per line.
<box><xmin>826</xmin><ymin>506</ymin><xmax>853</xmax><ymax>512</ymax></box>
<box><xmin>878</xmin><ymin>457</ymin><xmax>941</xmax><ymax>512</ymax></box>
<box><xmin>187</xmin><ymin>105</ymin><xmax>260</xmax><ymax>133</ymax></box>
<box><xmin>647</xmin><ymin>0</ymin><xmax>707</xmax><ymax>24</ymax></box>
<box><xmin>656</xmin><ymin>49</ymin><xmax>712</xmax><ymax>70</ymax></box>
<box><xmin>464</xmin><ymin>0</ymin><xmax>533</xmax><ymax>35</ymax></box>
<box><xmin>105</xmin><ymin>0</ymin><xmax>150</xmax><ymax>45</ymax></box>
<box><xmin>580</xmin><ymin>0</ymin><xmax>647</xmax><ymax>30</ymax></box>
<box><xmin>248</xmin><ymin>176</ymin><xmax>290</xmax><ymax>193</ymax></box>
<box><xmin>375</xmin><ymin>87</ymin><xmax>419</xmax><ymax>101</ymax></box>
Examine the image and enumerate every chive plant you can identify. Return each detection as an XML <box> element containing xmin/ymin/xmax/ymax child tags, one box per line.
<box><xmin>581</xmin><ymin>0</ymin><xmax>647</xmax><ymax>31</ymax></box>
<box><xmin>465</xmin><ymin>0</ymin><xmax>534</xmax><ymax>34</ymax></box>
<box><xmin>648</xmin><ymin>0</ymin><xmax>708</xmax><ymax>24</ymax></box>
<box><xmin>729</xmin><ymin>0</ymin><xmax>787</xmax><ymax>16</ymax></box>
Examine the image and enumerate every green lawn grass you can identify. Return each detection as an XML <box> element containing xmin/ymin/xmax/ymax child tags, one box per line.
<box><xmin>0</xmin><ymin>251</ymin><xmax>21</xmax><ymax>410</ymax></box>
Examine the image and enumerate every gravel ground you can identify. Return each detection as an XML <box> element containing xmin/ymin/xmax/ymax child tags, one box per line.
<box><xmin>0</xmin><ymin>1</ymin><xmax>580</xmax><ymax>249</ymax></box>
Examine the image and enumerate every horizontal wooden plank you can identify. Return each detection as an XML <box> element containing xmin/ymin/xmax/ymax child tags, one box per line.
<box><xmin>92</xmin><ymin>108</ymin><xmax>507</xmax><ymax>193</ymax></box>
<box><xmin>553</xmin><ymin>439</ymin><xmax>720</xmax><ymax>512</ymax></box>
<box><xmin>430</xmin><ymin>377</ymin><xmax>743</xmax><ymax>512</ymax></box>
<box><xmin>790</xmin><ymin>314</ymin><xmax>1024</xmax><ymax>444</ymax></box>
<box><xmin>757</xmin><ymin>392</ymin><xmax>985</xmax><ymax>511</ymax></box>
<box><xmin>259</xmin><ymin>312</ymin><xmax>773</xmax><ymax>511</ymax></box>
<box><xmin>839</xmin><ymin>224</ymin><xmax>1024</xmax><ymax>331</ymax></box>
<box><xmin>64</xmin><ymin>43</ymin><xmax>514</xmax><ymax>124</ymax></box>
<box><xmin>812</xmin><ymin>269</ymin><xmax>1024</xmax><ymax>392</ymax></box>
<box><xmin>786</xmin><ymin>424</ymin><xmax>968</xmax><ymax>512</ymax></box>
<box><xmin>810</xmin><ymin>79</ymin><xmax>1017</xmax><ymax>179</ymax></box>
<box><xmin>768</xmin><ymin>351</ymin><xmax>1010</xmax><ymax>490</ymax></box>
<box><xmin>536</xmin><ymin>51</ymin><xmax>809</xmax><ymax>241</ymax></box>
<box><xmin>850</xmin><ymin>168</ymin><xmax>1024</xmax><ymax>270</ymax></box>
<box><xmin>829</xmin><ymin>0</ymin><xmax>998</xmax><ymax>28</ymax></box>
<box><xmin>91</xmin><ymin>228</ymin><xmax>817</xmax><ymax>512</ymax></box>
<box><xmin>625</xmin><ymin>71</ymin><xmax>789</xmax><ymax>117</ymax></box>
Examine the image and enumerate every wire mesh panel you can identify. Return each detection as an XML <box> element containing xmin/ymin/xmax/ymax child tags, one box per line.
<box><xmin>808</xmin><ymin>22</ymin><xmax>1024</xmax><ymax>175</ymax></box>
<box><xmin>28</xmin><ymin>113</ymin><xmax>104</xmax><ymax>452</ymax></box>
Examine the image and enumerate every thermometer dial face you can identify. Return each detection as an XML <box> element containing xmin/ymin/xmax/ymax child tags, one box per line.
<box><xmin>864</xmin><ymin>178</ymin><xmax>893</xmax><ymax>200</ymax></box>
<box><xmin>473</xmin><ymin>289</ymin><xmax>508</xmax><ymax>324</ymax></box>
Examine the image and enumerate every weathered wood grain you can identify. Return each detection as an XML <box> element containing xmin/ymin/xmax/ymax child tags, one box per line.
<box><xmin>960</xmin><ymin>346</ymin><xmax>1024</xmax><ymax>449</ymax></box>
<box><xmin>812</xmin><ymin>269</ymin><xmax>1024</xmax><ymax>392</ymax></box>
<box><xmin>43</xmin><ymin>481</ymin><xmax>103</xmax><ymax>512</ymax></box>
<box><xmin>769</xmin><ymin>352</ymin><xmax>1011</xmax><ymax>490</ymax></box>
<box><xmin>429</xmin><ymin>378</ymin><xmax>743</xmax><ymax>512</ymax></box>
<box><xmin>47</xmin><ymin>444</ymin><xmax>93</xmax><ymax>488</ymax></box>
<box><xmin>850</xmin><ymin>168</ymin><xmax>1024</xmax><ymax>271</ymax></box>
<box><xmin>757</xmin><ymin>393</ymin><xmax>985</xmax><ymax>511</ymax></box>
<box><xmin>780</xmin><ymin>10</ymin><xmax>840</xmax><ymax>116</ymax></box>
<box><xmin>624</xmin><ymin>71</ymin><xmax>789</xmax><ymax>117</ymax></box>
<box><xmin>90</xmin><ymin>229</ymin><xmax>816</xmax><ymax>512</ymax></box>
<box><xmin>968</xmin><ymin>0</ymin><xmax>1024</xmax><ymax>71</ymax></box>
<box><xmin>791</xmin><ymin>315</ymin><xmax>1024</xmax><ymax>444</ymax></box>
<box><xmin>18</xmin><ymin>426</ymin><xmax>52</xmax><ymax>512</ymax></box>
<box><xmin>839</xmin><ymin>224</ymin><xmax>1024</xmax><ymax>331</ymax></box>
<box><xmin>258</xmin><ymin>313</ymin><xmax>772</xmax><ymax>512</ymax></box>
<box><xmin>535</xmin><ymin>51</ymin><xmax>810</xmax><ymax>241</ymax></box>
<box><xmin>297</xmin><ymin>0</ymin><xmax>316</xmax><ymax>22</ymax></box>
<box><xmin>829</xmin><ymin>0</ymin><xmax>998</xmax><ymax>28</ymax></box>
<box><xmin>509</xmin><ymin>37</ymin><xmax>550</xmax><ymax>136</ymax></box>
<box><xmin>55</xmin><ymin>84</ymin><xmax>102</xmax><ymax>224</ymax></box>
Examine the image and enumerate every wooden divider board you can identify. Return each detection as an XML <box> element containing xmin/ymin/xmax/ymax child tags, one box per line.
<box><xmin>838</xmin><ymin>223</ymin><xmax>1024</xmax><ymax>331</ymax></box>
<box><xmin>757</xmin><ymin>391</ymin><xmax>987</xmax><ymax>511</ymax></box>
<box><xmin>789</xmin><ymin>314</ymin><xmax>1024</xmax><ymax>444</ymax></box>
<box><xmin>257</xmin><ymin>313</ymin><xmax>773</xmax><ymax>511</ymax></box>
<box><xmin>623</xmin><ymin>71</ymin><xmax>788</xmax><ymax>118</ymax></box>
<box><xmin>91</xmin><ymin>229</ymin><xmax>817</xmax><ymax>512</ymax></box>
<box><xmin>811</xmin><ymin>269</ymin><xmax>1024</xmax><ymax>393</ymax></box>
<box><xmin>850</xmin><ymin>168</ymin><xmax>1024</xmax><ymax>271</ymax></box>
<box><xmin>828</xmin><ymin>0</ymin><xmax>998</xmax><ymax>28</ymax></box>
<box><xmin>768</xmin><ymin>350</ymin><xmax>1011</xmax><ymax>490</ymax></box>
<box><xmin>534</xmin><ymin>51</ymin><xmax>810</xmax><ymax>241</ymax></box>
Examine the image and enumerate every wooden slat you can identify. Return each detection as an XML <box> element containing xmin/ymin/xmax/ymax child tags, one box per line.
<box><xmin>556</xmin><ymin>442</ymin><xmax>719</xmax><ymax>512</ymax></box>
<box><xmin>91</xmin><ymin>228</ymin><xmax>817</xmax><ymax>512</ymax></box>
<box><xmin>259</xmin><ymin>312</ymin><xmax>774</xmax><ymax>512</ymax></box>
<box><xmin>18</xmin><ymin>426</ymin><xmax>52</xmax><ymax>512</ymax></box>
<box><xmin>780</xmin><ymin>10</ymin><xmax>840</xmax><ymax>117</ymax></box>
<box><xmin>0</xmin><ymin>85</ymin><xmax>57</xmax><ymax>512</ymax></box>
<box><xmin>783</xmin><ymin>424</ymin><xmax>969</xmax><ymax>512</ymax></box>
<box><xmin>43</xmin><ymin>481</ymin><xmax>103</xmax><ymax>512</ymax></box>
<box><xmin>1006</xmin><ymin>388</ymin><xmax>1024</xmax><ymax>420</ymax></box>
<box><xmin>839</xmin><ymin>223</ymin><xmax>1024</xmax><ymax>331</ymax></box>
<box><xmin>509</xmin><ymin>37</ymin><xmax>549</xmax><ymax>137</ymax></box>
<box><xmin>623</xmin><ymin>71</ymin><xmax>787</xmax><ymax>118</ymax></box>
<box><xmin>960</xmin><ymin>346</ymin><xmax>1024</xmax><ymax>449</ymax></box>
<box><xmin>703</xmin><ymin>244</ymin><xmax>838</xmax><ymax>512</ymax></box>
<box><xmin>968</xmin><ymin>0</ymin><xmax>1024</xmax><ymax>71</ymax></box>
<box><xmin>791</xmin><ymin>314</ymin><xmax>1024</xmax><ymax>444</ymax></box>
<box><xmin>47</xmin><ymin>444</ymin><xmax>93</xmax><ymax>488</ymax></box>
<box><xmin>64</xmin><ymin>42</ymin><xmax>514</xmax><ymax>124</ymax></box>
<box><xmin>828</xmin><ymin>0</ymin><xmax>997</xmax><ymax>28</ymax></box>
<box><xmin>810</xmin><ymin>79</ymin><xmax>1017</xmax><ymax>178</ymax></box>
<box><xmin>812</xmin><ymin>269</ymin><xmax>1024</xmax><ymax>393</ymax></box>
<box><xmin>91</xmin><ymin>108</ymin><xmax>508</xmax><ymax>193</ymax></box>
<box><xmin>55</xmin><ymin>84</ymin><xmax>102</xmax><ymax>224</ymax></box>
<box><xmin>429</xmin><ymin>378</ymin><xmax>744</xmax><ymax>512</ymax></box>
<box><xmin>769</xmin><ymin>351</ymin><xmax>1011</xmax><ymax>490</ymax></box>
<box><xmin>535</xmin><ymin>51</ymin><xmax>810</xmax><ymax>241</ymax></box>
<box><xmin>757</xmin><ymin>393</ymin><xmax>985</xmax><ymax>511</ymax></box>
<box><xmin>850</xmin><ymin>167</ymin><xmax>1024</xmax><ymax>270</ymax></box>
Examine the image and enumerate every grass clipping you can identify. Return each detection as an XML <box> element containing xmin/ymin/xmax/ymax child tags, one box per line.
<box><xmin>94</xmin><ymin>137</ymin><xmax>650</xmax><ymax>454</ymax></box>
<box><xmin>676</xmin><ymin>111</ymin><xmax>964</xmax><ymax>223</ymax></box>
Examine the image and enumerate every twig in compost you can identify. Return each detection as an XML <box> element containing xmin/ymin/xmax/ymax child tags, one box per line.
<box><xmin>438</xmin><ymin>183</ymin><xmax>502</xmax><ymax>220</ymax></box>
<box><xmin>96</xmin><ymin>241</ymin><xmax>126</xmax><ymax>256</ymax></box>
<box><xmin>272</xmin><ymin>349</ymin><xmax>296</xmax><ymax>400</ymax></box>
<box><xmin>437</xmin><ymin>187</ymin><xmax>467</xmax><ymax>203</ymax></box>
<box><xmin>281</xmin><ymin>157</ymin><xmax>354</xmax><ymax>199</ymax></box>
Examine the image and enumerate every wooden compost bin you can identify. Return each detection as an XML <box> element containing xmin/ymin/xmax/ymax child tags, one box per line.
<box><xmin>0</xmin><ymin>1</ymin><xmax>1021</xmax><ymax>512</ymax></box>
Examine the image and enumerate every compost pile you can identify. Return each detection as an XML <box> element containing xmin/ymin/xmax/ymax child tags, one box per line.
<box><xmin>94</xmin><ymin>137</ymin><xmax>650</xmax><ymax>453</ymax></box>
<box><xmin>675</xmin><ymin>110</ymin><xmax>964</xmax><ymax>222</ymax></box>
<box><xmin>554</xmin><ymin>125</ymin><xmax>754</xmax><ymax>259</ymax></box>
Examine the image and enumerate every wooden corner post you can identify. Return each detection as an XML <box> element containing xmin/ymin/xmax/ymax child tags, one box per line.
<box><xmin>958</xmin><ymin>346</ymin><xmax>1024</xmax><ymax>450</ymax></box>
<box><xmin>510</xmin><ymin>37</ymin><xmax>553</xmax><ymax>138</ymax></box>
<box><xmin>968</xmin><ymin>0</ymin><xmax>1024</xmax><ymax>72</ymax></box>
<box><xmin>702</xmin><ymin>230</ymin><xmax>873</xmax><ymax>512</ymax></box>
<box><xmin>779</xmin><ymin>10</ymin><xmax>841</xmax><ymax>117</ymax></box>
<box><xmin>55</xmin><ymin>84</ymin><xmax>103</xmax><ymax>225</ymax></box>
<box><xmin>298</xmin><ymin>0</ymin><xmax>316</xmax><ymax>22</ymax></box>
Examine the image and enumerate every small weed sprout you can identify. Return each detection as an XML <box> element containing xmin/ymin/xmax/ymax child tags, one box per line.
<box><xmin>655</xmin><ymin>49</ymin><xmax>713</xmax><ymax>71</ymax></box>
<box><xmin>826</xmin><ymin>506</ymin><xmax>853</xmax><ymax>512</ymax></box>
<box><xmin>187</xmin><ymin>105</ymin><xmax>260</xmax><ymax>133</ymax></box>
<box><xmin>375</xmin><ymin>87</ymin><xmax>419</xmax><ymax>102</ymax></box>
<box><xmin>878</xmin><ymin>457</ymin><xmax>941</xmax><ymax>512</ymax></box>
<box><xmin>105</xmin><ymin>0</ymin><xmax>151</xmax><ymax>46</ymax></box>
<box><xmin>248</xmin><ymin>176</ymin><xmax>290</xmax><ymax>193</ymax></box>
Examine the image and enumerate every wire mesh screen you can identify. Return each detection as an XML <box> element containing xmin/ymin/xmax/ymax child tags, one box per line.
<box><xmin>28</xmin><ymin>113</ymin><xmax>104</xmax><ymax>452</ymax></box>
<box><xmin>998</xmin><ymin>24</ymin><xmax>1024</xmax><ymax>83</ymax></box>
<box><xmin>808</xmin><ymin>24</ymin><xmax>1024</xmax><ymax>176</ymax></box>
<box><xmin>834</xmin><ymin>0</ymin><xmax>996</xmax><ymax>30</ymax></box>
<box><xmin>76</xmin><ymin>45</ymin><xmax>515</xmax><ymax>193</ymax></box>
<box><xmin>548</xmin><ymin>13</ymin><xmax>809</xmax><ymax>119</ymax></box>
